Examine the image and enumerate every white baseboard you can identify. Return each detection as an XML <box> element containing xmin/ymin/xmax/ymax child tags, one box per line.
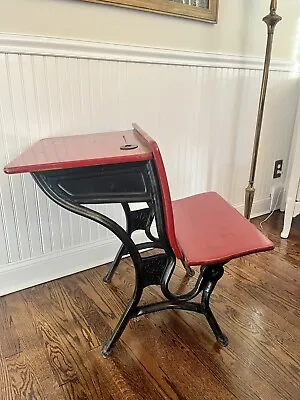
<box><xmin>0</xmin><ymin>233</ymin><xmax>141</xmax><ymax>297</ymax></box>
<box><xmin>235</xmin><ymin>197</ymin><xmax>271</xmax><ymax>218</ymax></box>
<box><xmin>294</xmin><ymin>201</ymin><xmax>300</xmax><ymax>217</ymax></box>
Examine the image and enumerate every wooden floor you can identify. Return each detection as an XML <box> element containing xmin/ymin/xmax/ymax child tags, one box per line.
<box><xmin>0</xmin><ymin>212</ymin><xmax>300</xmax><ymax>400</ymax></box>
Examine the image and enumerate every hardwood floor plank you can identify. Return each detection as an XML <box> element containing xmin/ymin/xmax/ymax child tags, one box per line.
<box><xmin>226</xmin><ymin>258</ymin><xmax>300</xmax><ymax>328</ymax></box>
<box><xmin>60</xmin><ymin>379</ymin><xmax>92</xmax><ymax>400</ymax></box>
<box><xmin>22</xmin><ymin>284</ymin><xmax>118</xmax><ymax>399</ymax></box>
<box><xmin>40</xmin><ymin>280</ymin><xmax>101</xmax><ymax>352</ymax></box>
<box><xmin>21</xmin><ymin>287</ymin><xmax>79</xmax><ymax>387</ymax></box>
<box><xmin>0</xmin><ymin>297</ymin><xmax>21</xmax><ymax>358</ymax></box>
<box><xmin>85</xmin><ymin>347</ymin><xmax>167</xmax><ymax>400</ymax></box>
<box><xmin>6</xmin><ymin>353</ymin><xmax>46</xmax><ymax>400</ymax></box>
<box><xmin>211</xmin><ymin>297</ymin><xmax>299</xmax><ymax>399</ymax></box>
<box><xmin>0</xmin><ymin>345</ymin><xmax>13</xmax><ymax>400</ymax></box>
<box><xmin>58</xmin><ymin>276</ymin><xmax>167</xmax><ymax>399</ymax></box>
<box><xmin>8</xmin><ymin>291</ymin><xmax>64</xmax><ymax>399</ymax></box>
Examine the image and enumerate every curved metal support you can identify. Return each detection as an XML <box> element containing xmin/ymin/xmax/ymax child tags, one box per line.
<box><xmin>136</xmin><ymin>242</ymin><xmax>163</xmax><ymax>251</ymax></box>
<box><xmin>160</xmin><ymin>256</ymin><xmax>206</xmax><ymax>301</ymax></box>
<box><xmin>32</xmin><ymin>173</ymin><xmax>143</xmax><ymax>277</ymax></box>
<box><xmin>201</xmin><ymin>265</ymin><xmax>228</xmax><ymax>346</ymax></box>
<box><xmin>122</xmin><ymin>203</ymin><xmax>132</xmax><ymax>232</ymax></box>
<box><xmin>102</xmin><ymin>294</ymin><xmax>143</xmax><ymax>357</ymax></box>
<box><xmin>200</xmin><ymin>266</ymin><xmax>224</xmax><ymax>313</ymax></box>
<box><xmin>32</xmin><ymin>172</ymin><xmax>149</xmax><ymax>356</ymax></box>
<box><xmin>105</xmin><ymin>241</ymin><xmax>164</xmax><ymax>285</ymax></box>
<box><xmin>133</xmin><ymin>265</ymin><xmax>228</xmax><ymax>347</ymax></box>
<box><xmin>133</xmin><ymin>299</ymin><xmax>201</xmax><ymax>317</ymax></box>
<box><xmin>145</xmin><ymin>203</ymin><xmax>158</xmax><ymax>243</ymax></box>
<box><xmin>104</xmin><ymin>202</ymin><xmax>160</xmax><ymax>283</ymax></box>
<box><xmin>104</xmin><ymin>203</ymin><xmax>131</xmax><ymax>283</ymax></box>
<box><xmin>103</xmin><ymin>244</ymin><xmax>126</xmax><ymax>284</ymax></box>
<box><xmin>181</xmin><ymin>258</ymin><xmax>196</xmax><ymax>277</ymax></box>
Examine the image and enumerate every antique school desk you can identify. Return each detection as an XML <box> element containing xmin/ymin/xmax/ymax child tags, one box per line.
<box><xmin>4</xmin><ymin>124</ymin><xmax>274</xmax><ymax>356</ymax></box>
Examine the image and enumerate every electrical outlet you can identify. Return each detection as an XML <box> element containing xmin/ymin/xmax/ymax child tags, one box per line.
<box><xmin>270</xmin><ymin>186</ymin><xmax>283</xmax><ymax>212</ymax></box>
<box><xmin>273</xmin><ymin>159</ymin><xmax>283</xmax><ymax>178</ymax></box>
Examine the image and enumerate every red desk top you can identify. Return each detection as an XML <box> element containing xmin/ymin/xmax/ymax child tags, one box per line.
<box><xmin>4</xmin><ymin>130</ymin><xmax>153</xmax><ymax>174</ymax></box>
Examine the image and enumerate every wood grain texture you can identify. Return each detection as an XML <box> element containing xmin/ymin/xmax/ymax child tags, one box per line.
<box><xmin>0</xmin><ymin>346</ymin><xmax>13</xmax><ymax>400</ymax></box>
<box><xmin>0</xmin><ymin>298</ymin><xmax>20</xmax><ymax>358</ymax></box>
<box><xmin>6</xmin><ymin>353</ymin><xmax>45</xmax><ymax>400</ymax></box>
<box><xmin>0</xmin><ymin>212</ymin><xmax>299</xmax><ymax>399</ymax></box>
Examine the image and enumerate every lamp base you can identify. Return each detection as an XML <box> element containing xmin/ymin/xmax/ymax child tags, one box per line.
<box><xmin>244</xmin><ymin>185</ymin><xmax>255</xmax><ymax>220</ymax></box>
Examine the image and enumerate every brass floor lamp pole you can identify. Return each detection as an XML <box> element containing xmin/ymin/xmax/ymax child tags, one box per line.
<box><xmin>244</xmin><ymin>0</ymin><xmax>282</xmax><ymax>219</ymax></box>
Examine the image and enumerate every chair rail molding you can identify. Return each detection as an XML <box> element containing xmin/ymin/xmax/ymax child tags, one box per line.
<box><xmin>0</xmin><ymin>33</ymin><xmax>297</xmax><ymax>72</ymax></box>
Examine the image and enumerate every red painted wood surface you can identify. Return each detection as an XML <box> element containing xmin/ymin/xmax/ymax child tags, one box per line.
<box><xmin>133</xmin><ymin>124</ymin><xmax>183</xmax><ymax>260</ymax></box>
<box><xmin>173</xmin><ymin>192</ymin><xmax>274</xmax><ymax>266</ymax></box>
<box><xmin>4</xmin><ymin>130</ymin><xmax>153</xmax><ymax>174</ymax></box>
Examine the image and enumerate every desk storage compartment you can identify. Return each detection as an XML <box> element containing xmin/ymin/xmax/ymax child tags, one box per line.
<box><xmin>38</xmin><ymin>162</ymin><xmax>153</xmax><ymax>204</ymax></box>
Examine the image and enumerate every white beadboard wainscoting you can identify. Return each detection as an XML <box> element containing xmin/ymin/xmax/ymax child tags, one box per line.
<box><xmin>0</xmin><ymin>34</ymin><xmax>299</xmax><ymax>295</ymax></box>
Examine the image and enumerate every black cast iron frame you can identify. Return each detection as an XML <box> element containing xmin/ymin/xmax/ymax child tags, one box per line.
<box><xmin>31</xmin><ymin>159</ymin><xmax>228</xmax><ymax>357</ymax></box>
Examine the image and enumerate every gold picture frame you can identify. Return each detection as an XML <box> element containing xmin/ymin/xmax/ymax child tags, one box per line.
<box><xmin>79</xmin><ymin>0</ymin><xmax>219</xmax><ymax>23</ymax></box>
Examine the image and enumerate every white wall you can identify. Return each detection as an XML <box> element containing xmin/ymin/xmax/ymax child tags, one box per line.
<box><xmin>1</xmin><ymin>0</ymin><xmax>300</xmax><ymax>61</ymax></box>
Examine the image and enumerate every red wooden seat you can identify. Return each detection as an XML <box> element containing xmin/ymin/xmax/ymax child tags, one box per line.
<box><xmin>133</xmin><ymin>124</ymin><xmax>274</xmax><ymax>267</ymax></box>
<box><xmin>173</xmin><ymin>192</ymin><xmax>274</xmax><ymax>266</ymax></box>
